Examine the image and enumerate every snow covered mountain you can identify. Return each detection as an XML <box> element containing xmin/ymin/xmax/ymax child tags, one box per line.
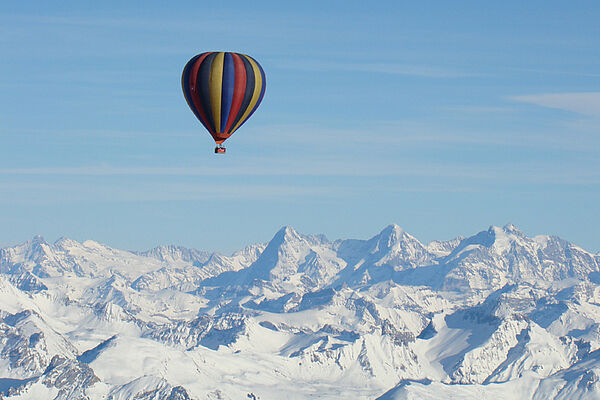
<box><xmin>0</xmin><ymin>224</ymin><xmax>599</xmax><ymax>399</ymax></box>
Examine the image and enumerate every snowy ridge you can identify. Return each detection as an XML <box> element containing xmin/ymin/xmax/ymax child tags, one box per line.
<box><xmin>0</xmin><ymin>224</ymin><xmax>599</xmax><ymax>399</ymax></box>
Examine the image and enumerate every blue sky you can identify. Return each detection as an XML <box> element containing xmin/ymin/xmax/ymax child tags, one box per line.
<box><xmin>1</xmin><ymin>1</ymin><xmax>599</xmax><ymax>253</ymax></box>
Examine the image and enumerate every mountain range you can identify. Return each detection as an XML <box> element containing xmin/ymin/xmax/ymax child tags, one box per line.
<box><xmin>0</xmin><ymin>224</ymin><xmax>599</xmax><ymax>399</ymax></box>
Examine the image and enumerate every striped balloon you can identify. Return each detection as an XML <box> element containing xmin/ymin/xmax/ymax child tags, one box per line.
<box><xmin>182</xmin><ymin>52</ymin><xmax>266</xmax><ymax>145</ymax></box>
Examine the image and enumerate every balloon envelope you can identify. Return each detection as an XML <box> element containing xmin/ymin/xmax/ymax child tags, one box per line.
<box><xmin>182</xmin><ymin>52</ymin><xmax>266</xmax><ymax>144</ymax></box>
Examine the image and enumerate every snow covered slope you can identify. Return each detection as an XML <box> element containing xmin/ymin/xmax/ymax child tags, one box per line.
<box><xmin>0</xmin><ymin>224</ymin><xmax>599</xmax><ymax>399</ymax></box>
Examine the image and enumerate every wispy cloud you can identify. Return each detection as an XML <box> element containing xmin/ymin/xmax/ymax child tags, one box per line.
<box><xmin>5</xmin><ymin>119</ymin><xmax>597</xmax><ymax>153</ymax></box>
<box><xmin>0</xmin><ymin>181</ymin><xmax>350</xmax><ymax>204</ymax></box>
<box><xmin>0</xmin><ymin>163</ymin><xmax>598</xmax><ymax>207</ymax></box>
<box><xmin>270</xmin><ymin>59</ymin><xmax>479</xmax><ymax>78</ymax></box>
<box><xmin>440</xmin><ymin>105</ymin><xmax>515</xmax><ymax>114</ymax></box>
<box><xmin>505</xmin><ymin>67</ymin><xmax>600</xmax><ymax>78</ymax></box>
<box><xmin>511</xmin><ymin>92</ymin><xmax>600</xmax><ymax>116</ymax></box>
<box><xmin>0</xmin><ymin>13</ymin><xmax>251</xmax><ymax>32</ymax></box>
<box><xmin>0</xmin><ymin>164</ymin><xmax>445</xmax><ymax>178</ymax></box>
<box><xmin>245</xmin><ymin>121</ymin><xmax>600</xmax><ymax>152</ymax></box>
<box><xmin>0</xmin><ymin>128</ymin><xmax>198</xmax><ymax>139</ymax></box>
<box><xmin>1</xmin><ymin>158</ymin><xmax>598</xmax><ymax>184</ymax></box>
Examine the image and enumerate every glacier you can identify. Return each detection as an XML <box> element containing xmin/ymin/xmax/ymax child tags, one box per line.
<box><xmin>0</xmin><ymin>224</ymin><xmax>599</xmax><ymax>399</ymax></box>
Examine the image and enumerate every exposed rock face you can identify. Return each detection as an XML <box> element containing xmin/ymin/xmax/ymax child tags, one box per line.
<box><xmin>107</xmin><ymin>376</ymin><xmax>192</xmax><ymax>400</ymax></box>
<box><xmin>0</xmin><ymin>310</ymin><xmax>78</xmax><ymax>378</ymax></box>
<box><xmin>41</xmin><ymin>355</ymin><xmax>99</xmax><ymax>400</ymax></box>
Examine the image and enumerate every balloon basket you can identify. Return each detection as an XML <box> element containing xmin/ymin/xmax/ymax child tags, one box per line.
<box><xmin>214</xmin><ymin>146</ymin><xmax>226</xmax><ymax>154</ymax></box>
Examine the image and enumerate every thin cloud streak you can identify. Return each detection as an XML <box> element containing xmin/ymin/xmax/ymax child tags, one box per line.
<box><xmin>440</xmin><ymin>105</ymin><xmax>516</xmax><ymax>114</ymax></box>
<box><xmin>0</xmin><ymin>128</ymin><xmax>199</xmax><ymax>139</ymax></box>
<box><xmin>0</xmin><ymin>13</ymin><xmax>259</xmax><ymax>32</ymax></box>
<box><xmin>0</xmin><ymin>165</ymin><xmax>597</xmax><ymax>206</ymax></box>
<box><xmin>0</xmin><ymin>182</ymin><xmax>351</xmax><ymax>204</ymax></box>
<box><xmin>505</xmin><ymin>67</ymin><xmax>600</xmax><ymax>78</ymax></box>
<box><xmin>249</xmin><ymin>122</ymin><xmax>600</xmax><ymax>152</ymax></box>
<box><xmin>511</xmin><ymin>92</ymin><xmax>600</xmax><ymax>116</ymax></box>
<box><xmin>1</xmin><ymin>159</ymin><xmax>598</xmax><ymax>184</ymax></box>
<box><xmin>270</xmin><ymin>59</ymin><xmax>480</xmax><ymax>78</ymax></box>
<box><xmin>5</xmin><ymin>122</ymin><xmax>598</xmax><ymax>153</ymax></box>
<box><xmin>6</xmin><ymin>120</ymin><xmax>597</xmax><ymax>153</ymax></box>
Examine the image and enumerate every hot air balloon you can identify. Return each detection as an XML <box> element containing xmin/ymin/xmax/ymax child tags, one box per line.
<box><xmin>182</xmin><ymin>52</ymin><xmax>266</xmax><ymax>154</ymax></box>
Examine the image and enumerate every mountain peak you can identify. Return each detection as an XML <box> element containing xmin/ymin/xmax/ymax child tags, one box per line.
<box><xmin>54</xmin><ymin>237</ymin><xmax>81</xmax><ymax>248</ymax></box>
<box><xmin>280</xmin><ymin>225</ymin><xmax>298</xmax><ymax>235</ymax></box>
<box><xmin>30</xmin><ymin>235</ymin><xmax>47</xmax><ymax>245</ymax></box>
<box><xmin>272</xmin><ymin>225</ymin><xmax>301</xmax><ymax>244</ymax></box>
<box><xmin>375</xmin><ymin>224</ymin><xmax>412</xmax><ymax>248</ymax></box>
<box><xmin>24</xmin><ymin>235</ymin><xmax>52</xmax><ymax>259</ymax></box>
<box><xmin>487</xmin><ymin>223</ymin><xmax>523</xmax><ymax>237</ymax></box>
<box><xmin>481</xmin><ymin>224</ymin><xmax>527</xmax><ymax>254</ymax></box>
<box><xmin>382</xmin><ymin>223</ymin><xmax>405</xmax><ymax>237</ymax></box>
<box><xmin>503</xmin><ymin>223</ymin><xmax>520</xmax><ymax>233</ymax></box>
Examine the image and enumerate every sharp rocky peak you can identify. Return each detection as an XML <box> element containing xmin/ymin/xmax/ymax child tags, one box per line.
<box><xmin>502</xmin><ymin>223</ymin><xmax>522</xmax><ymax>234</ymax></box>
<box><xmin>371</xmin><ymin>224</ymin><xmax>423</xmax><ymax>251</ymax></box>
<box><xmin>24</xmin><ymin>235</ymin><xmax>55</xmax><ymax>259</ymax></box>
<box><xmin>269</xmin><ymin>225</ymin><xmax>328</xmax><ymax>248</ymax></box>
<box><xmin>274</xmin><ymin>225</ymin><xmax>301</xmax><ymax>242</ymax></box>
<box><xmin>31</xmin><ymin>235</ymin><xmax>47</xmax><ymax>244</ymax></box>
<box><xmin>382</xmin><ymin>223</ymin><xmax>404</xmax><ymax>234</ymax></box>
<box><xmin>453</xmin><ymin>224</ymin><xmax>526</xmax><ymax>253</ymax></box>
<box><xmin>26</xmin><ymin>235</ymin><xmax>51</xmax><ymax>250</ymax></box>
<box><xmin>53</xmin><ymin>237</ymin><xmax>82</xmax><ymax>249</ymax></box>
<box><xmin>378</xmin><ymin>223</ymin><xmax>408</xmax><ymax>240</ymax></box>
<box><xmin>486</xmin><ymin>223</ymin><xmax>525</xmax><ymax>237</ymax></box>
